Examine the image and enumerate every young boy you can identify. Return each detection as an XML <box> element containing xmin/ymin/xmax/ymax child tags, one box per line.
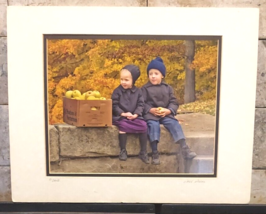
<box><xmin>141</xmin><ymin>57</ymin><xmax>197</xmax><ymax>165</ymax></box>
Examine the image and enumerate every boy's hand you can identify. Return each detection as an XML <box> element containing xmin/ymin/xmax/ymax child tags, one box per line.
<box><xmin>150</xmin><ymin>108</ymin><xmax>171</xmax><ymax>117</ymax></box>
<box><xmin>121</xmin><ymin>112</ymin><xmax>133</xmax><ymax>117</ymax></box>
<box><xmin>127</xmin><ymin>114</ymin><xmax>138</xmax><ymax>120</ymax></box>
<box><xmin>150</xmin><ymin>108</ymin><xmax>163</xmax><ymax>117</ymax></box>
<box><xmin>160</xmin><ymin>108</ymin><xmax>171</xmax><ymax>117</ymax></box>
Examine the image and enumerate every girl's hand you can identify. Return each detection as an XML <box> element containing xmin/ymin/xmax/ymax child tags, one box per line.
<box><xmin>121</xmin><ymin>112</ymin><xmax>133</xmax><ymax>117</ymax></box>
<box><xmin>127</xmin><ymin>114</ymin><xmax>138</xmax><ymax>120</ymax></box>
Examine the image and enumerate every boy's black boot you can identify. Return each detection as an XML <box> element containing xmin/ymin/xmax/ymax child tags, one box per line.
<box><xmin>181</xmin><ymin>145</ymin><xmax>197</xmax><ymax>159</ymax></box>
<box><xmin>119</xmin><ymin>134</ymin><xmax>127</xmax><ymax>161</ymax></box>
<box><xmin>139</xmin><ymin>151</ymin><xmax>149</xmax><ymax>164</ymax></box>
<box><xmin>176</xmin><ymin>139</ymin><xmax>197</xmax><ymax>159</ymax></box>
<box><xmin>152</xmin><ymin>151</ymin><xmax>160</xmax><ymax>165</ymax></box>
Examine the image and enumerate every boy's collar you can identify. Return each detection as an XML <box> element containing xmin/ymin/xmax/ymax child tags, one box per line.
<box><xmin>146</xmin><ymin>81</ymin><xmax>167</xmax><ymax>87</ymax></box>
<box><xmin>119</xmin><ymin>85</ymin><xmax>137</xmax><ymax>92</ymax></box>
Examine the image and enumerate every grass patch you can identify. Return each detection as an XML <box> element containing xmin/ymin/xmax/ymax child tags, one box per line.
<box><xmin>178</xmin><ymin>99</ymin><xmax>216</xmax><ymax>116</ymax></box>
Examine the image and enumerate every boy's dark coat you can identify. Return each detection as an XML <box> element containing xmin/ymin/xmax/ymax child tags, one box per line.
<box><xmin>141</xmin><ymin>81</ymin><xmax>179</xmax><ymax>121</ymax></box>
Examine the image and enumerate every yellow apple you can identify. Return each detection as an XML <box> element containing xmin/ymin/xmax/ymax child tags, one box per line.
<box><xmin>99</xmin><ymin>97</ymin><xmax>106</xmax><ymax>100</ymax></box>
<box><xmin>79</xmin><ymin>94</ymin><xmax>86</xmax><ymax>100</ymax></box>
<box><xmin>92</xmin><ymin>90</ymin><xmax>101</xmax><ymax>98</ymax></box>
<box><xmin>65</xmin><ymin>90</ymin><xmax>73</xmax><ymax>98</ymax></box>
<box><xmin>87</xmin><ymin>96</ymin><xmax>97</xmax><ymax>100</ymax></box>
<box><xmin>72</xmin><ymin>90</ymin><xmax>81</xmax><ymax>98</ymax></box>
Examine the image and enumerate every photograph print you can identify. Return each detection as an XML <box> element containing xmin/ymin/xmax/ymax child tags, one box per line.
<box><xmin>45</xmin><ymin>35</ymin><xmax>220</xmax><ymax>176</ymax></box>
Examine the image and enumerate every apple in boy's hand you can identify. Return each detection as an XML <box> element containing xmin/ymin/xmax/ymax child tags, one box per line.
<box><xmin>157</xmin><ymin>107</ymin><xmax>164</xmax><ymax>114</ymax></box>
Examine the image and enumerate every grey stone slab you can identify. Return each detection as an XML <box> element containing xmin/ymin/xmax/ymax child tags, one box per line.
<box><xmin>56</xmin><ymin>113</ymin><xmax>215</xmax><ymax>158</ymax></box>
<box><xmin>256</xmin><ymin>40</ymin><xmax>266</xmax><ymax>107</ymax></box>
<box><xmin>57</xmin><ymin>124</ymin><xmax>177</xmax><ymax>158</ymax></box>
<box><xmin>253</xmin><ymin>108</ymin><xmax>266</xmax><ymax>168</ymax></box>
<box><xmin>250</xmin><ymin>169</ymin><xmax>266</xmax><ymax>204</ymax></box>
<box><xmin>9</xmin><ymin>0</ymin><xmax>146</xmax><ymax>6</ymax></box>
<box><xmin>0</xmin><ymin>37</ymin><xmax>8</xmax><ymax>105</ymax></box>
<box><xmin>0</xmin><ymin>105</ymin><xmax>9</xmax><ymax>165</ymax></box>
<box><xmin>50</xmin><ymin>154</ymin><xmax>178</xmax><ymax>174</ymax></box>
<box><xmin>49</xmin><ymin>125</ymin><xmax>59</xmax><ymax>162</ymax></box>
<box><xmin>0</xmin><ymin>1</ymin><xmax>7</xmax><ymax>36</ymax></box>
<box><xmin>148</xmin><ymin>0</ymin><xmax>266</xmax><ymax>38</ymax></box>
<box><xmin>0</xmin><ymin>166</ymin><xmax>11</xmax><ymax>202</ymax></box>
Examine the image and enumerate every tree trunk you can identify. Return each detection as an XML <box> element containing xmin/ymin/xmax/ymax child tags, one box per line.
<box><xmin>184</xmin><ymin>40</ymin><xmax>196</xmax><ymax>104</ymax></box>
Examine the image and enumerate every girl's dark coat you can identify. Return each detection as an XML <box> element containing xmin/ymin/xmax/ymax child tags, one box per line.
<box><xmin>111</xmin><ymin>85</ymin><xmax>145</xmax><ymax>121</ymax></box>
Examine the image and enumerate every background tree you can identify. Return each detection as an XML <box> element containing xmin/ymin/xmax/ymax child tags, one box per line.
<box><xmin>184</xmin><ymin>40</ymin><xmax>195</xmax><ymax>104</ymax></box>
<box><xmin>47</xmin><ymin>39</ymin><xmax>218</xmax><ymax>124</ymax></box>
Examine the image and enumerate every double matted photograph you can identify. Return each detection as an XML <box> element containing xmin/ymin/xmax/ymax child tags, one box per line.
<box><xmin>7</xmin><ymin>6</ymin><xmax>258</xmax><ymax>203</ymax></box>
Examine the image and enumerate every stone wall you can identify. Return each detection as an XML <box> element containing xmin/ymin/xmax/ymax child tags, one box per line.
<box><xmin>0</xmin><ymin>0</ymin><xmax>266</xmax><ymax>206</ymax></box>
<box><xmin>49</xmin><ymin>113</ymin><xmax>215</xmax><ymax>174</ymax></box>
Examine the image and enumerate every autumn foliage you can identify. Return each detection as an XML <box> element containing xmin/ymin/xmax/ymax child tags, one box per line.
<box><xmin>47</xmin><ymin>39</ymin><xmax>218</xmax><ymax>124</ymax></box>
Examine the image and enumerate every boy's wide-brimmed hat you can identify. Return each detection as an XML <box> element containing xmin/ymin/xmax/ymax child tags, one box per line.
<box><xmin>147</xmin><ymin>57</ymin><xmax>166</xmax><ymax>77</ymax></box>
<box><xmin>122</xmin><ymin>64</ymin><xmax>140</xmax><ymax>84</ymax></box>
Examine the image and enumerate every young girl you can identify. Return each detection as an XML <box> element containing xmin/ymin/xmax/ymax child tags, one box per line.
<box><xmin>111</xmin><ymin>64</ymin><xmax>149</xmax><ymax>164</ymax></box>
<box><xmin>141</xmin><ymin>57</ymin><xmax>197</xmax><ymax>165</ymax></box>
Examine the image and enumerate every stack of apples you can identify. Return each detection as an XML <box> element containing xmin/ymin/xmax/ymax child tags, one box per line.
<box><xmin>65</xmin><ymin>90</ymin><xmax>107</xmax><ymax>100</ymax></box>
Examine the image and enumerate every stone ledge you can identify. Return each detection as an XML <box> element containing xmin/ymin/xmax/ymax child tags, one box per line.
<box><xmin>256</xmin><ymin>41</ymin><xmax>266</xmax><ymax>107</ymax></box>
<box><xmin>50</xmin><ymin>113</ymin><xmax>215</xmax><ymax>160</ymax></box>
<box><xmin>0</xmin><ymin>166</ymin><xmax>11</xmax><ymax>202</ymax></box>
<box><xmin>250</xmin><ymin>169</ymin><xmax>266</xmax><ymax>204</ymax></box>
<box><xmin>50</xmin><ymin>154</ymin><xmax>179</xmax><ymax>174</ymax></box>
<box><xmin>49</xmin><ymin>125</ymin><xmax>59</xmax><ymax>162</ymax></box>
<box><xmin>253</xmin><ymin>108</ymin><xmax>266</xmax><ymax>168</ymax></box>
<box><xmin>0</xmin><ymin>105</ymin><xmax>9</xmax><ymax>165</ymax></box>
<box><xmin>0</xmin><ymin>37</ymin><xmax>8</xmax><ymax>105</ymax></box>
<box><xmin>0</xmin><ymin>1</ymin><xmax>6</xmax><ymax>36</ymax></box>
<box><xmin>8</xmin><ymin>0</ymin><xmax>146</xmax><ymax>6</ymax></box>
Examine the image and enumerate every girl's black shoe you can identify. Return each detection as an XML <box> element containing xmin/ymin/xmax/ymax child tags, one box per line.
<box><xmin>119</xmin><ymin>149</ymin><xmax>127</xmax><ymax>161</ymax></box>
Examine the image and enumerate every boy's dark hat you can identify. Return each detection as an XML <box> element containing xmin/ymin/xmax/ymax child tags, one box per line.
<box><xmin>122</xmin><ymin>64</ymin><xmax>140</xmax><ymax>85</ymax></box>
<box><xmin>147</xmin><ymin>57</ymin><xmax>166</xmax><ymax>77</ymax></box>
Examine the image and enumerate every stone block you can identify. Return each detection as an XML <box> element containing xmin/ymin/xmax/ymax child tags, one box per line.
<box><xmin>0</xmin><ymin>166</ymin><xmax>11</xmax><ymax>202</ymax></box>
<box><xmin>0</xmin><ymin>1</ymin><xmax>7</xmax><ymax>36</ymax></box>
<box><xmin>57</xmin><ymin>113</ymin><xmax>215</xmax><ymax>158</ymax></box>
<box><xmin>250</xmin><ymin>169</ymin><xmax>266</xmax><ymax>204</ymax></box>
<box><xmin>183</xmin><ymin>155</ymin><xmax>214</xmax><ymax>174</ymax></box>
<box><xmin>0</xmin><ymin>105</ymin><xmax>9</xmax><ymax>165</ymax></box>
<box><xmin>148</xmin><ymin>0</ymin><xmax>266</xmax><ymax>38</ymax></box>
<box><xmin>256</xmin><ymin>40</ymin><xmax>266</xmax><ymax>107</ymax></box>
<box><xmin>253</xmin><ymin>108</ymin><xmax>266</xmax><ymax>168</ymax></box>
<box><xmin>9</xmin><ymin>0</ymin><xmax>146</xmax><ymax>6</ymax></box>
<box><xmin>0</xmin><ymin>37</ymin><xmax>8</xmax><ymax>105</ymax></box>
<box><xmin>50</xmin><ymin>154</ymin><xmax>178</xmax><ymax>174</ymax></box>
<box><xmin>49</xmin><ymin>125</ymin><xmax>59</xmax><ymax>162</ymax></box>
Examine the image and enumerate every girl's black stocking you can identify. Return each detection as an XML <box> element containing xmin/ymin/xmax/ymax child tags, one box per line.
<box><xmin>119</xmin><ymin>133</ymin><xmax>127</xmax><ymax>150</ymax></box>
<box><xmin>139</xmin><ymin>132</ymin><xmax>148</xmax><ymax>153</ymax></box>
